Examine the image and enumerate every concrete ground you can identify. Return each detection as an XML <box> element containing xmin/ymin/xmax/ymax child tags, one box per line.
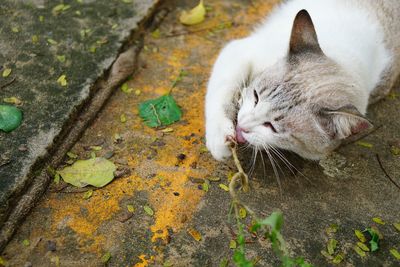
<box><xmin>0</xmin><ymin>0</ymin><xmax>160</xmax><ymax>247</ymax></box>
<box><xmin>1</xmin><ymin>0</ymin><xmax>400</xmax><ymax>266</ymax></box>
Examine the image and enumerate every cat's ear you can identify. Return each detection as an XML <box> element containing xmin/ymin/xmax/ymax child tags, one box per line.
<box><xmin>289</xmin><ymin>10</ymin><xmax>322</xmax><ymax>55</ymax></box>
<box><xmin>317</xmin><ymin>105</ymin><xmax>373</xmax><ymax>140</ymax></box>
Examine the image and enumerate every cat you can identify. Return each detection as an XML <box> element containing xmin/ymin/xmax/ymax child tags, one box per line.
<box><xmin>205</xmin><ymin>0</ymin><xmax>400</xmax><ymax>161</ymax></box>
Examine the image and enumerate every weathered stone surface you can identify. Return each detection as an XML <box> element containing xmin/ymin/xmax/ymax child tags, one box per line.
<box><xmin>0</xmin><ymin>0</ymin><xmax>159</xmax><ymax>228</ymax></box>
<box><xmin>2</xmin><ymin>0</ymin><xmax>400</xmax><ymax>266</ymax></box>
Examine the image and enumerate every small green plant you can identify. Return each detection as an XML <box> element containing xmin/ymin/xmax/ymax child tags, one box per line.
<box><xmin>228</xmin><ymin>144</ymin><xmax>313</xmax><ymax>267</ymax></box>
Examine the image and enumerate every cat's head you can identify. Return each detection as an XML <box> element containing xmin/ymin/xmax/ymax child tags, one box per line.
<box><xmin>236</xmin><ymin>10</ymin><xmax>372</xmax><ymax>160</ymax></box>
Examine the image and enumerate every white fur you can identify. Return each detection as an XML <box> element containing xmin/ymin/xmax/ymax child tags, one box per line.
<box><xmin>205</xmin><ymin>0</ymin><xmax>391</xmax><ymax>161</ymax></box>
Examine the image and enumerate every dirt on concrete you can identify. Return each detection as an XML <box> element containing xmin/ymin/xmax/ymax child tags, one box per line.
<box><xmin>1</xmin><ymin>0</ymin><xmax>399</xmax><ymax>266</ymax></box>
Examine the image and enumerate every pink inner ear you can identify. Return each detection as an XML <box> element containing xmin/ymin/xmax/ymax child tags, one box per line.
<box><xmin>351</xmin><ymin>121</ymin><xmax>370</xmax><ymax>134</ymax></box>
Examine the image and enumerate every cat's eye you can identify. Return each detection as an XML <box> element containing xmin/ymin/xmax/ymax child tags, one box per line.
<box><xmin>253</xmin><ymin>90</ymin><xmax>259</xmax><ymax>105</ymax></box>
<box><xmin>263</xmin><ymin>121</ymin><xmax>277</xmax><ymax>133</ymax></box>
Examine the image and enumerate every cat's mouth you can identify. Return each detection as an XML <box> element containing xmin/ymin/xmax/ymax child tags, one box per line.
<box><xmin>235</xmin><ymin>125</ymin><xmax>248</xmax><ymax>144</ymax></box>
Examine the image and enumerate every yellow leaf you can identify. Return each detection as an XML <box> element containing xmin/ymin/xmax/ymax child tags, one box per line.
<box><xmin>219</xmin><ymin>184</ymin><xmax>229</xmax><ymax>192</ymax></box>
<box><xmin>57</xmin><ymin>74</ymin><xmax>67</xmax><ymax>86</ymax></box>
<box><xmin>239</xmin><ymin>207</ymin><xmax>247</xmax><ymax>219</ymax></box>
<box><xmin>187</xmin><ymin>228</ymin><xmax>202</xmax><ymax>241</ymax></box>
<box><xmin>229</xmin><ymin>240</ymin><xmax>237</xmax><ymax>249</ymax></box>
<box><xmin>372</xmin><ymin>217</ymin><xmax>385</xmax><ymax>225</ymax></box>
<box><xmin>3</xmin><ymin>97</ymin><xmax>22</xmax><ymax>105</ymax></box>
<box><xmin>2</xmin><ymin>68</ymin><xmax>12</xmax><ymax>77</ymax></box>
<box><xmin>354</xmin><ymin>230</ymin><xmax>366</xmax><ymax>243</ymax></box>
<box><xmin>179</xmin><ymin>0</ymin><xmax>206</xmax><ymax>26</ymax></box>
<box><xmin>127</xmin><ymin>204</ymin><xmax>135</xmax><ymax>213</ymax></box>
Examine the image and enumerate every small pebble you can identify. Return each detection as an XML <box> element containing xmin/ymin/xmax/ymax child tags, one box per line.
<box><xmin>46</xmin><ymin>240</ymin><xmax>57</xmax><ymax>252</ymax></box>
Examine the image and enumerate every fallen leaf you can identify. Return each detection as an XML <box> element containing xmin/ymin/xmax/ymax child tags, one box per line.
<box><xmin>327</xmin><ymin>239</ymin><xmax>337</xmax><ymax>255</ymax></box>
<box><xmin>356</xmin><ymin>141</ymin><xmax>373</xmax><ymax>148</ymax></box>
<box><xmin>364</xmin><ymin>228</ymin><xmax>380</xmax><ymax>252</ymax></box>
<box><xmin>229</xmin><ymin>240</ymin><xmax>237</xmax><ymax>249</ymax></box>
<box><xmin>179</xmin><ymin>0</ymin><xmax>206</xmax><ymax>26</ymax></box>
<box><xmin>357</xmin><ymin>242</ymin><xmax>370</xmax><ymax>252</ymax></box>
<box><xmin>66</xmin><ymin>152</ymin><xmax>78</xmax><ymax>159</ymax></box>
<box><xmin>135</xmin><ymin>89</ymin><xmax>141</xmax><ymax>96</ymax></box>
<box><xmin>354</xmin><ymin>230</ymin><xmax>366</xmax><ymax>243</ymax></box>
<box><xmin>143</xmin><ymin>205</ymin><xmax>154</xmax><ymax>216</ymax></box>
<box><xmin>325</xmin><ymin>224</ymin><xmax>339</xmax><ymax>235</ymax></box>
<box><xmin>320</xmin><ymin>250</ymin><xmax>333</xmax><ymax>260</ymax></box>
<box><xmin>120</xmin><ymin>114</ymin><xmax>127</xmax><ymax>123</ymax></box>
<box><xmin>57</xmin><ymin>55</ymin><xmax>66</xmax><ymax>63</ymax></box>
<box><xmin>0</xmin><ymin>256</ymin><xmax>7</xmax><ymax>266</ymax></box>
<box><xmin>394</xmin><ymin>222</ymin><xmax>400</xmax><ymax>232</ymax></box>
<box><xmin>32</xmin><ymin>35</ymin><xmax>39</xmax><ymax>43</ymax></box>
<box><xmin>202</xmin><ymin>181</ymin><xmax>209</xmax><ymax>192</ymax></box>
<box><xmin>83</xmin><ymin>189</ymin><xmax>93</xmax><ymax>199</ymax></box>
<box><xmin>372</xmin><ymin>217</ymin><xmax>385</xmax><ymax>225</ymax></box>
<box><xmin>54</xmin><ymin>173</ymin><xmax>60</xmax><ymax>184</ymax></box>
<box><xmin>239</xmin><ymin>207</ymin><xmax>247</xmax><ymax>219</ymax></box>
<box><xmin>161</xmin><ymin>127</ymin><xmax>174</xmax><ymax>133</ymax></box>
<box><xmin>90</xmin><ymin>146</ymin><xmax>102</xmax><ymax>151</ymax></box>
<box><xmin>354</xmin><ymin>246</ymin><xmax>366</xmax><ymax>257</ymax></box>
<box><xmin>151</xmin><ymin>29</ymin><xmax>161</xmax><ymax>38</ymax></box>
<box><xmin>0</xmin><ymin>105</ymin><xmax>23</xmax><ymax>132</ymax></box>
<box><xmin>187</xmin><ymin>228</ymin><xmax>202</xmax><ymax>241</ymax></box>
<box><xmin>101</xmin><ymin>252</ymin><xmax>111</xmax><ymax>263</ymax></box>
<box><xmin>390</xmin><ymin>248</ymin><xmax>400</xmax><ymax>260</ymax></box>
<box><xmin>57</xmin><ymin>74</ymin><xmax>67</xmax><ymax>86</ymax></box>
<box><xmin>219</xmin><ymin>184</ymin><xmax>229</xmax><ymax>192</ymax></box>
<box><xmin>11</xmin><ymin>26</ymin><xmax>19</xmax><ymax>33</ymax></box>
<box><xmin>127</xmin><ymin>204</ymin><xmax>134</xmax><ymax>213</ymax></box>
<box><xmin>58</xmin><ymin>157</ymin><xmax>116</xmax><ymax>187</ymax></box>
<box><xmin>47</xmin><ymin>38</ymin><xmax>58</xmax><ymax>45</ymax></box>
<box><xmin>121</xmin><ymin>83</ymin><xmax>133</xmax><ymax>93</ymax></box>
<box><xmin>332</xmin><ymin>253</ymin><xmax>344</xmax><ymax>264</ymax></box>
<box><xmin>3</xmin><ymin>97</ymin><xmax>22</xmax><ymax>105</ymax></box>
<box><xmin>139</xmin><ymin>94</ymin><xmax>182</xmax><ymax>128</ymax></box>
<box><xmin>2</xmin><ymin>68</ymin><xmax>12</xmax><ymax>77</ymax></box>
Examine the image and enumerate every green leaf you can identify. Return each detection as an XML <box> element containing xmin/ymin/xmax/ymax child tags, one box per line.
<box><xmin>83</xmin><ymin>189</ymin><xmax>93</xmax><ymax>199</ymax></box>
<box><xmin>101</xmin><ymin>252</ymin><xmax>111</xmax><ymax>263</ymax></box>
<box><xmin>364</xmin><ymin>228</ymin><xmax>380</xmax><ymax>252</ymax></box>
<box><xmin>327</xmin><ymin>239</ymin><xmax>337</xmax><ymax>255</ymax></box>
<box><xmin>257</xmin><ymin>212</ymin><xmax>283</xmax><ymax>232</ymax></box>
<box><xmin>332</xmin><ymin>253</ymin><xmax>344</xmax><ymax>264</ymax></box>
<box><xmin>0</xmin><ymin>105</ymin><xmax>23</xmax><ymax>132</ymax></box>
<box><xmin>58</xmin><ymin>157</ymin><xmax>116</xmax><ymax>188</ymax></box>
<box><xmin>22</xmin><ymin>239</ymin><xmax>30</xmax><ymax>246</ymax></box>
<box><xmin>139</xmin><ymin>94</ymin><xmax>182</xmax><ymax>128</ymax></box>
<box><xmin>143</xmin><ymin>205</ymin><xmax>154</xmax><ymax>216</ymax></box>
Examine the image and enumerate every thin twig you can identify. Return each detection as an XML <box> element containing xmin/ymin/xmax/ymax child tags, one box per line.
<box><xmin>375</xmin><ymin>153</ymin><xmax>400</xmax><ymax>190</ymax></box>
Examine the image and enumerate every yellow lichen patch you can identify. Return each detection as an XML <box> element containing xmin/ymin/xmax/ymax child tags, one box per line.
<box><xmin>149</xmin><ymin>170</ymin><xmax>204</xmax><ymax>242</ymax></box>
<box><xmin>134</xmin><ymin>254</ymin><xmax>154</xmax><ymax>267</ymax></box>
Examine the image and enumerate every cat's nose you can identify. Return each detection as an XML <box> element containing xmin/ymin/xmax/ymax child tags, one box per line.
<box><xmin>235</xmin><ymin>126</ymin><xmax>248</xmax><ymax>144</ymax></box>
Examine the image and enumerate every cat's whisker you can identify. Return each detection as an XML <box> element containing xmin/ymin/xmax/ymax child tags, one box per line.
<box><xmin>262</xmin><ymin>144</ymin><xmax>283</xmax><ymax>193</ymax></box>
<box><xmin>258</xmin><ymin>145</ymin><xmax>268</xmax><ymax>180</ymax></box>
<box><xmin>269</xmin><ymin>146</ymin><xmax>313</xmax><ymax>184</ymax></box>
